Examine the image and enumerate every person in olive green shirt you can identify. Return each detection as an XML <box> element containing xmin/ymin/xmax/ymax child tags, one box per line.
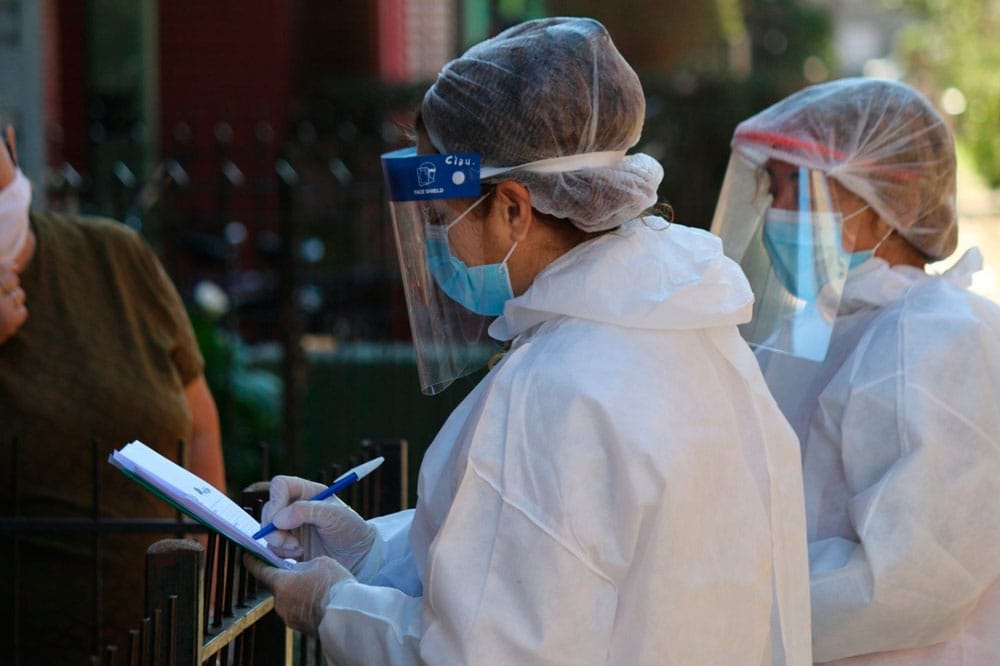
<box><xmin>0</xmin><ymin>125</ymin><xmax>225</xmax><ymax>664</ymax></box>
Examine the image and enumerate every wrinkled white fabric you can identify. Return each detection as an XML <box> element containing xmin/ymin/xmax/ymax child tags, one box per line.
<box><xmin>756</xmin><ymin>249</ymin><xmax>1000</xmax><ymax>664</ymax></box>
<box><xmin>317</xmin><ymin>219</ymin><xmax>812</xmax><ymax>665</ymax></box>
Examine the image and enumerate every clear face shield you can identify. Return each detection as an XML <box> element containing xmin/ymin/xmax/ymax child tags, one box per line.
<box><xmin>711</xmin><ymin>152</ymin><xmax>862</xmax><ymax>363</ymax></box>
<box><xmin>381</xmin><ymin>147</ymin><xmax>505</xmax><ymax>395</ymax></box>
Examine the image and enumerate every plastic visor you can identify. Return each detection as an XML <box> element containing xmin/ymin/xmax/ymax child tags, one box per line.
<box><xmin>381</xmin><ymin>147</ymin><xmax>501</xmax><ymax>395</ymax></box>
<box><xmin>711</xmin><ymin>154</ymin><xmax>850</xmax><ymax>363</ymax></box>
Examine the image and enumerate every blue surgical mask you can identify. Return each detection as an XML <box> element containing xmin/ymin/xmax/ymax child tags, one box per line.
<box><xmin>761</xmin><ymin>206</ymin><xmax>876</xmax><ymax>300</ymax></box>
<box><xmin>424</xmin><ymin>197</ymin><xmax>518</xmax><ymax>316</ymax></box>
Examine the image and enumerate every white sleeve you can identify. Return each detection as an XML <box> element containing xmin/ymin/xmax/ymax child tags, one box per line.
<box><xmin>316</xmin><ymin>509</ymin><xmax>424</xmax><ymax>665</ymax></box>
<box><xmin>353</xmin><ymin>509</ymin><xmax>420</xmax><ymax>595</ymax></box>
<box><xmin>809</xmin><ymin>333</ymin><xmax>1000</xmax><ymax>662</ymax></box>
<box><xmin>319</xmin><ymin>580</ymin><xmax>424</xmax><ymax>666</ymax></box>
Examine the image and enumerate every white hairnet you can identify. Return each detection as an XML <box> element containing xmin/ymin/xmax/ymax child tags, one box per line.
<box><xmin>732</xmin><ymin>78</ymin><xmax>957</xmax><ymax>260</ymax></box>
<box><xmin>421</xmin><ymin>17</ymin><xmax>663</xmax><ymax>233</ymax></box>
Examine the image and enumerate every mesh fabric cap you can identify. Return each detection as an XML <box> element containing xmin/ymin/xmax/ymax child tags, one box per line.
<box><xmin>421</xmin><ymin>17</ymin><xmax>663</xmax><ymax>232</ymax></box>
<box><xmin>732</xmin><ymin>77</ymin><xmax>957</xmax><ymax>260</ymax></box>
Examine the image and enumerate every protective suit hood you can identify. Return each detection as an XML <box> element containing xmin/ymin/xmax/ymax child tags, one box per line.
<box><xmin>490</xmin><ymin>217</ymin><xmax>754</xmax><ymax>340</ymax></box>
<box><xmin>837</xmin><ymin>247</ymin><xmax>983</xmax><ymax>315</ymax></box>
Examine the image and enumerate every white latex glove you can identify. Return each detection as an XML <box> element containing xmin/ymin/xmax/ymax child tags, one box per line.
<box><xmin>260</xmin><ymin>475</ymin><xmax>376</xmax><ymax>573</ymax></box>
<box><xmin>244</xmin><ymin>554</ymin><xmax>351</xmax><ymax>637</ymax></box>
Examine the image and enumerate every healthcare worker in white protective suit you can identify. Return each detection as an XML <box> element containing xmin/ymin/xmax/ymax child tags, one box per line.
<box><xmin>245</xmin><ymin>17</ymin><xmax>811</xmax><ymax>665</ymax></box>
<box><xmin>712</xmin><ymin>77</ymin><xmax>1000</xmax><ymax>665</ymax></box>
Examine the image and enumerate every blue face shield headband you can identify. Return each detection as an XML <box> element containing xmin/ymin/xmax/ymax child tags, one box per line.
<box><xmin>382</xmin><ymin>147</ymin><xmax>626</xmax><ymax>315</ymax></box>
<box><xmin>381</xmin><ymin>148</ymin><xmax>514</xmax><ymax>315</ymax></box>
<box><xmin>380</xmin><ymin>145</ymin><xmax>628</xmax><ymax>394</ymax></box>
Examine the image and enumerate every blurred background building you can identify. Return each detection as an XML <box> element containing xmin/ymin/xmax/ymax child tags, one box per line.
<box><xmin>1</xmin><ymin>0</ymin><xmax>998</xmax><ymax>491</ymax></box>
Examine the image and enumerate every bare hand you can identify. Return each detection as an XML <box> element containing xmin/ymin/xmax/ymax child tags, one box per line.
<box><xmin>0</xmin><ymin>263</ymin><xmax>26</xmax><ymax>343</ymax></box>
<box><xmin>0</xmin><ymin>125</ymin><xmax>28</xmax><ymax>343</ymax></box>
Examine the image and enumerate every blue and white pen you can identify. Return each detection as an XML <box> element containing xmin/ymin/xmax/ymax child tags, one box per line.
<box><xmin>252</xmin><ymin>456</ymin><xmax>385</xmax><ymax>540</ymax></box>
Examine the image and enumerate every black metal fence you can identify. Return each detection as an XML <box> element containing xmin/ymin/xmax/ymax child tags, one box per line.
<box><xmin>1</xmin><ymin>436</ymin><xmax>212</xmax><ymax>665</ymax></box>
<box><xmin>39</xmin><ymin>83</ymin><xmax>427</xmax><ymax>484</ymax></box>
<box><xmin>0</xmin><ymin>435</ymin><xmax>407</xmax><ymax>666</ymax></box>
<box><xmin>90</xmin><ymin>439</ymin><xmax>407</xmax><ymax>666</ymax></box>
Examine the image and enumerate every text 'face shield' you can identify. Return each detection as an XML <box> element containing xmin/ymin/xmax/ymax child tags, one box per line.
<box><xmin>381</xmin><ymin>147</ymin><xmax>501</xmax><ymax>395</ymax></box>
<box><xmin>711</xmin><ymin>155</ymin><xmax>853</xmax><ymax>362</ymax></box>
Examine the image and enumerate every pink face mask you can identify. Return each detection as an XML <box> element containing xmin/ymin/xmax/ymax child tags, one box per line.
<box><xmin>0</xmin><ymin>169</ymin><xmax>31</xmax><ymax>267</ymax></box>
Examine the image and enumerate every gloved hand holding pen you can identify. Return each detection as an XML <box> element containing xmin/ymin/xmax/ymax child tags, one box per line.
<box><xmin>260</xmin><ymin>475</ymin><xmax>377</xmax><ymax>573</ymax></box>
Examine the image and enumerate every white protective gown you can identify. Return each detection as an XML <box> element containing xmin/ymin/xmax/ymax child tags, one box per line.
<box><xmin>319</xmin><ymin>219</ymin><xmax>811</xmax><ymax>665</ymax></box>
<box><xmin>757</xmin><ymin>249</ymin><xmax>1000</xmax><ymax>664</ymax></box>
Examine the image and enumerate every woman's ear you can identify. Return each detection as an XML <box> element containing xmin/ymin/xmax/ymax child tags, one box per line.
<box><xmin>492</xmin><ymin>180</ymin><xmax>534</xmax><ymax>242</ymax></box>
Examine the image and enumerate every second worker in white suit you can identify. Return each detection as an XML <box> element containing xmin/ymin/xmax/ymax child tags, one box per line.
<box><xmin>713</xmin><ymin>77</ymin><xmax>1000</xmax><ymax>664</ymax></box>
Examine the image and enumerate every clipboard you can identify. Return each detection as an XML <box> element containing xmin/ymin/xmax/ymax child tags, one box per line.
<box><xmin>109</xmin><ymin>440</ymin><xmax>293</xmax><ymax>569</ymax></box>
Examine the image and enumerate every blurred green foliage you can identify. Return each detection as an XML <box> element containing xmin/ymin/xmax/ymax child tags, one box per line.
<box><xmin>741</xmin><ymin>0</ymin><xmax>835</xmax><ymax>95</ymax></box>
<box><xmin>895</xmin><ymin>0</ymin><xmax>1000</xmax><ymax>186</ymax></box>
<box><xmin>189</xmin><ymin>306</ymin><xmax>283</xmax><ymax>492</ymax></box>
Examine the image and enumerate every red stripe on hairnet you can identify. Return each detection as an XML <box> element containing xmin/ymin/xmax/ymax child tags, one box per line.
<box><xmin>735</xmin><ymin>129</ymin><xmax>919</xmax><ymax>181</ymax></box>
<box><xmin>734</xmin><ymin>129</ymin><xmax>846</xmax><ymax>160</ymax></box>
